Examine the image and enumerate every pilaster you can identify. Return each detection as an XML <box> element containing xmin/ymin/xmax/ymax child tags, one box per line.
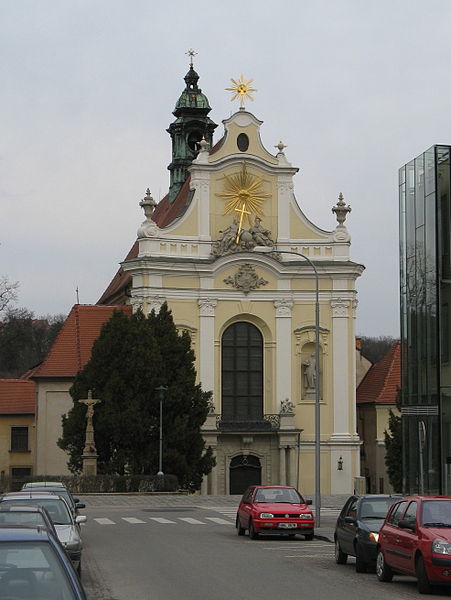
<box><xmin>274</xmin><ymin>298</ymin><xmax>293</xmax><ymax>410</ymax></box>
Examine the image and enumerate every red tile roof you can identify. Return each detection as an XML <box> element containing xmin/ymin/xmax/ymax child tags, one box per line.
<box><xmin>357</xmin><ymin>341</ymin><xmax>400</xmax><ymax>405</ymax></box>
<box><xmin>0</xmin><ymin>379</ymin><xmax>35</xmax><ymax>414</ymax></box>
<box><xmin>30</xmin><ymin>305</ymin><xmax>132</xmax><ymax>379</ymax></box>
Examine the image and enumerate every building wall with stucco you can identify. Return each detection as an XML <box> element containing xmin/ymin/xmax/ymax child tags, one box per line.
<box><xmin>123</xmin><ymin>106</ymin><xmax>364</xmax><ymax>495</ymax></box>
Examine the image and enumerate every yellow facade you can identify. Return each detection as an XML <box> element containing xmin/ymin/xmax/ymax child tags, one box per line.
<box><xmin>125</xmin><ymin>107</ymin><xmax>364</xmax><ymax>495</ymax></box>
<box><xmin>0</xmin><ymin>415</ymin><xmax>35</xmax><ymax>480</ymax></box>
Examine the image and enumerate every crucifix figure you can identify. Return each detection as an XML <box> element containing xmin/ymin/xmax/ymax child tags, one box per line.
<box><xmin>234</xmin><ymin>202</ymin><xmax>251</xmax><ymax>243</ymax></box>
<box><xmin>79</xmin><ymin>390</ymin><xmax>100</xmax><ymax>475</ymax></box>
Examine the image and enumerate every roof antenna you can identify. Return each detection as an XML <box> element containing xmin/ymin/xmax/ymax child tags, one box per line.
<box><xmin>76</xmin><ymin>286</ymin><xmax>80</xmax><ymax>304</ymax></box>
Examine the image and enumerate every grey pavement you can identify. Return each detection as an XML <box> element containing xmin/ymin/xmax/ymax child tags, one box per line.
<box><xmin>79</xmin><ymin>492</ymin><xmax>344</xmax><ymax>543</ymax></box>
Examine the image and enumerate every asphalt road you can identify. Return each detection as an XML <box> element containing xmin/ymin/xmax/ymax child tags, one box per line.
<box><xmin>78</xmin><ymin>496</ymin><xmax>451</xmax><ymax>600</ymax></box>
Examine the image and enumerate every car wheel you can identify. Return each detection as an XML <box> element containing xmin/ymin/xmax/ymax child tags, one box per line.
<box><xmin>416</xmin><ymin>555</ymin><xmax>431</xmax><ymax>594</ymax></box>
<box><xmin>77</xmin><ymin>562</ymin><xmax>81</xmax><ymax>577</ymax></box>
<box><xmin>249</xmin><ymin>520</ymin><xmax>259</xmax><ymax>540</ymax></box>
<box><xmin>304</xmin><ymin>533</ymin><xmax>314</xmax><ymax>541</ymax></box>
<box><xmin>335</xmin><ymin>539</ymin><xmax>348</xmax><ymax>564</ymax></box>
<box><xmin>236</xmin><ymin>515</ymin><xmax>245</xmax><ymax>536</ymax></box>
<box><xmin>288</xmin><ymin>534</ymin><xmax>296</xmax><ymax>538</ymax></box>
<box><xmin>355</xmin><ymin>553</ymin><xmax>368</xmax><ymax>573</ymax></box>
<box><xmin>376</xmin><ymin>550</ymin><xmax>393</xmax><ymax>582</ymax></box>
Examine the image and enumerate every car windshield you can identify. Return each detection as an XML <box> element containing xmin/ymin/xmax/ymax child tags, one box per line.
<box><xmin>359</xmin><ymin>498</ymin><xmax>398</xmax><ymax>519</ymax></box>
<box><xmin>422</xmin><ymin>500</ymin><xmax>451</xmax><ymax>527</ymax></box>
<box><xmin>254</xmin><ymin>488</ymin><xmax>304</xmax><ymax>503</ymax></box>
<box><xmin>0</xmin><ymin>512</ymin><xmax>48</xmax><ymax>528</ymax></box>
<box><xmin>0</xmin><ymin>541</ymin><xmax>77</xmax><ymax>599</ymax></box>
<box><xmin>1</xmin><ymin>500</ymin><xmax>72</xmax><ymax>526</ymax></box>
<box><xmin>31</xmin><ymin>490</ymin><xmax>75</xmax><ymax>509</ymax></box>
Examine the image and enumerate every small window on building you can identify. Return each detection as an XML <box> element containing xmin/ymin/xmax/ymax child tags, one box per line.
<box><xmin>10</xmin><ymin>467</ymin><xmax>32</xmax><ymax>479</ymax></box>
<box><xmin>11</xmin><ymin>426</ymin><xmax>29</xmax><ymax>452</ymax></box>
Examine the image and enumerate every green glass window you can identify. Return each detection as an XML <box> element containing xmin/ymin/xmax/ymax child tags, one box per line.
<box><xmin>221</xmin><ymin>322</ymin><xmax>263</xmax><ymax>421</ymax></box>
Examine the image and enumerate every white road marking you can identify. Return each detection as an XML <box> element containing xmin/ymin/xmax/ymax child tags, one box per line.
<box><xmin>149</xmin><ymin>517</ymin><xmax>176</xmax><ymax>524</ymax></box>
<box><xmin>94</xmin><ymin>518</ymin><xmax>116</xmax><ymax>525</ymax></box>
<box><xmin>122</xmin><ymin>517</ymin><xmax>146</xmax><ymax>524</ymax></box>
<box><xmin>205</xmin><ymin>517</ymin><xmax>233</xmax><ymax>525</ymax></box>
<box><xmin>178</xmin><ymin>517</ymin><xmax>206</xmax><ymax>525</ymax></box>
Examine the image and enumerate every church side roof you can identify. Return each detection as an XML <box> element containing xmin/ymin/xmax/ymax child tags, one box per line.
<box><xmin>30</xmin><ymin>305</ymin><xmax>132</xmax><ymax>379</ymax></box>
<box><xmin>97</xmin><ymin>242</ymin><xmax>138</xmax><ymax>305</ymax></box>
<box><xmin>356</xmin><ymin>341</ymin><xmax>400</xmax><ymax>405</ymax></box>
<box><xmin>152</xmin><ymin>176</ymin><xmax>192</xmax><ymax>228</ymax></box>
<box><xmin>0</xmin><ymin>379</ymin><xmax>35</xmax><ymax>414</ymax></box>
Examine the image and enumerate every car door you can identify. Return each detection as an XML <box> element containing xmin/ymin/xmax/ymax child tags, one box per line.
<box><xmin>381</xmin><ymin>500</ymin><xmax>409</xmax><ymax>571</ymax></box>
<box><xmin>239</xmin><ymin>487</ymin><xmax>255</xmax><ymax>528</ymax></box>
<box><xmin>339</xmin><ymin>497</ymin><xmax>358</xmax><ymax>555</ymax></box>
<box><xmin>395</xmin><ymin>500</ymin><xmax>418</xmax><ymax>575</ymax></box>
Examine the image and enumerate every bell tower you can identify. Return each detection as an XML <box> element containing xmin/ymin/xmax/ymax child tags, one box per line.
<box><xmin>167</xmin><ymin>51</ymin><xmax>217</xmax><ymax>203</ymax></box>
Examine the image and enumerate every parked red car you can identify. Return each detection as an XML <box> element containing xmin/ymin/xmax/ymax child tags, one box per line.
<box><xmin>236</xmin><ymin>485</ymin><xmax>314</xmax><ymax>540</ymax></box>
<box><xmin>377</xmin><ymin>495</ymin><xmax>451</xmax><ymax>594</ymax></box>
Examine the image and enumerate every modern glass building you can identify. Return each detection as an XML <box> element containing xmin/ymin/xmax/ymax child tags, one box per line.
<box><xmin>399</xmin><ymin>145</ymin><xmax>451</xmax><ymax>494</ymax></box>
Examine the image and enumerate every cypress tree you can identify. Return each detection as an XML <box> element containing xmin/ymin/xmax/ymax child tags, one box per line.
<box><xmin>58</xmin><ymin>305</ymin><xmax>214</xmax><ymax>490</ymax></box>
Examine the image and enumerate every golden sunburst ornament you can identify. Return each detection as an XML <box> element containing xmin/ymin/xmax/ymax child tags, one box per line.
<box><xmin>217</xmin><ymin>163</ymin><xmax>270</xmax><ymax>240</ymax></box>
<box><xmin>226</xmin><ymin>74</ymin><xmax>257</xmax><ymax>108</ymax></box>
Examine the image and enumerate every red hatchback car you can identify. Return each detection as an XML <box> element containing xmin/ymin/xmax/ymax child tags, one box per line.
<box><xmin>377</xmin><ymin>495</ymin><xmax>451</xmax><ymax>594</ymax></box>
<box><xmin>236</xmin><ymin>485</ymin><xmax>314</xmax><ymax>540</ymax></box>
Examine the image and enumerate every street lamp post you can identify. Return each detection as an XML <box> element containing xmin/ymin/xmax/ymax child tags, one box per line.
<box><xmin>254</xmin><ymin>246</ymin><xmax>321</xmax><ymax>526</ymax></box>
<box><xmin>155</xmin><ymin>385</ymin><xmax>168</xmax><ymax>478</ymax></box>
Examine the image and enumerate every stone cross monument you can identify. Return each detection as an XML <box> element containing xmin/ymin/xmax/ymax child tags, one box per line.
<box><xmin>79</xmin><ymin>390</ymin><xmax>100</xmax><ymax>476</ymax></box>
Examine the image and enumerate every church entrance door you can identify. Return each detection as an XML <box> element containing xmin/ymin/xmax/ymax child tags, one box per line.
<box><xmin>229</xmin><ymin>454</ymin><xmax>261</xmax><ymax>495</ymax></box>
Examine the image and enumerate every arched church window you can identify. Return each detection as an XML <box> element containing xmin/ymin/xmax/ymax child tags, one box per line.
<box><xmin>221</xmin><ymin>322</ymin><xmax>263</xmax><ymax>421</ymax></box>
<box><xmin>237</xmin><ymin>133</ymin><xmax>249</xmax><ymax>152</ymax></box>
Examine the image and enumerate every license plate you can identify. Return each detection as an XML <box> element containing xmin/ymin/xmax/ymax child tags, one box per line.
<box><xmin>278</xmin><ymin>523</ymin><xmax>297</xmax><ymax>529</ymax></box>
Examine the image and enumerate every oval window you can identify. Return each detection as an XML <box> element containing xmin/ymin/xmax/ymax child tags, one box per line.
<box><xmin>237</xmin><ymin>133</ymin><xmax>249</xmax><ymax>152</ymax></box>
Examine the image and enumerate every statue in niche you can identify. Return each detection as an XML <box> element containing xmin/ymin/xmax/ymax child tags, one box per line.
<box><xmin>302</xmin><ymin>353</ymin><xmax>317</xmax><ymax>390</ymax></box>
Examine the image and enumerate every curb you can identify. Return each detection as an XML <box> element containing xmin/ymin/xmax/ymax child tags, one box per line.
<box><xmin>314</xmin><ymin>534</ymin><xmax>334</xmax><ymax>543</ymax></box>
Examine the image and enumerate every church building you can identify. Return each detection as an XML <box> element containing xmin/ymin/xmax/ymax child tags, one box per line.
<box><xmin>97</xmin><ymin>58</ymin><xmax>365</xmax><ymax>495</ymax></box>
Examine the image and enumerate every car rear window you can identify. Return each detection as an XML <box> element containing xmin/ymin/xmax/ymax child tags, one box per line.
<box><xmin>0</xmin><ymin>541</ymin><xmax>75</xmax><ymax>599</ymax></box>
<box><xmin>1</xmin><ymin>499</ymin><xmax>71</xmax><ymax>525</ymax></box>
<box><xmin>359</xmin><ymin>498</ymin><xmax>399</xmax><ymax>519</ymax></box>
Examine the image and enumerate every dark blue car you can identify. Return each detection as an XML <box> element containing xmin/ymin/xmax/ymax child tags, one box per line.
<box><xmin>0</xmin><ymin>524</ymin><xmax>87</xmax><ymax>599</ymax></box>
<box><xmin>334</xmin><ymin>494</ymin><xmax>402</xmax><ymax>572</ymax></box>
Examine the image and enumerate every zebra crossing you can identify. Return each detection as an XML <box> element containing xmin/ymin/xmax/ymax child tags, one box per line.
<box><xmin>92</xmin><ymin>515</ymin><xmax>234</xmax><ymax>526</ymax></box>
<box><xmin>91</xmin><ymin>505</ymin><xmax>339</xmax><ymax>527</ymax></box>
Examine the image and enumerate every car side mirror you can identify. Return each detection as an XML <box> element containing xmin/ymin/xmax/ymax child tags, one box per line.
<box><xmin>344</xmin><ymin>516</ymin><xmax>356</xmax><ymax>524</ymax></box>
<box><xmin>75</xmin><ymin>515</ymin><xmax>87</xmax><ymax>524</ymax></box>
<box><xmin>305</xmin><ymin>499</ymin><xmax>312</xmax><ymax>505</ymax></box>
<box><xmin>73</xmin><ymin>498</ymin><xmax>80</xmax><ymax>503</ymax></box>
<box><xmin>242</xmin><ymin>499</ymin><xmax>250</xmax><ymax>504</ymax></box>
<box><xmin>75</xmin><ymin>503</ymin><xmax>86</xmax><ymax>509</ymax></box>
<box><xmin>398</xmin><ymin>518</ymin><xmax>415</xmax><ymax>531</ymax></box>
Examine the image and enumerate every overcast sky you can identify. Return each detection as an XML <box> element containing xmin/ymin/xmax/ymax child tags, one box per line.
<box><xmin>1</xmin><ymin>0</ymin><xmax>450</xmax><ymax>337</ymax></box>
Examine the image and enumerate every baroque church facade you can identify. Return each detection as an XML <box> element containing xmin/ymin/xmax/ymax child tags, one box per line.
<box><xmin>98</xmin><ymin>62</ymin><xmax>365</xmax><ymax>495</ymax></box>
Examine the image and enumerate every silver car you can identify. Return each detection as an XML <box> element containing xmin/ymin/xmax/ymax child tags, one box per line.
<box><xmin>0</xmin><ymin>492</ymin><xmax>86</xmax><ymax>575</ymax></box>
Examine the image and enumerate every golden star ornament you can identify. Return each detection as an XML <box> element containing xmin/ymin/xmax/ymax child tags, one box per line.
<box><xmin>226</xmin><ymin>74</ymin><xmax>257</xmax><ymax>108</ymax></box>
<box><xmin>217</xmin><ymin>163</ymin><xmax>270</xmax><ymax>223</ymax></box>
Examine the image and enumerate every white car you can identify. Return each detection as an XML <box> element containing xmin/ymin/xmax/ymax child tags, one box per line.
<box><xmin>0</xmin><ymin>492</ymin><xmax>86</xmax><ymax>575</ymax></box>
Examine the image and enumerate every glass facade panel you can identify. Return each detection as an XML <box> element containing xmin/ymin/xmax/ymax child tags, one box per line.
<box><xmin>400</xmin><ymin>145</ymin><xmax>450</xmax><ymax>493</ymax></box>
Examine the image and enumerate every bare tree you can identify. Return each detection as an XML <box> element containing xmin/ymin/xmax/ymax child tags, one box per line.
<box><xmin>0</xmin><ymin>276</ymin><xmax>19</xmax><ymax>314</ymax></box>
